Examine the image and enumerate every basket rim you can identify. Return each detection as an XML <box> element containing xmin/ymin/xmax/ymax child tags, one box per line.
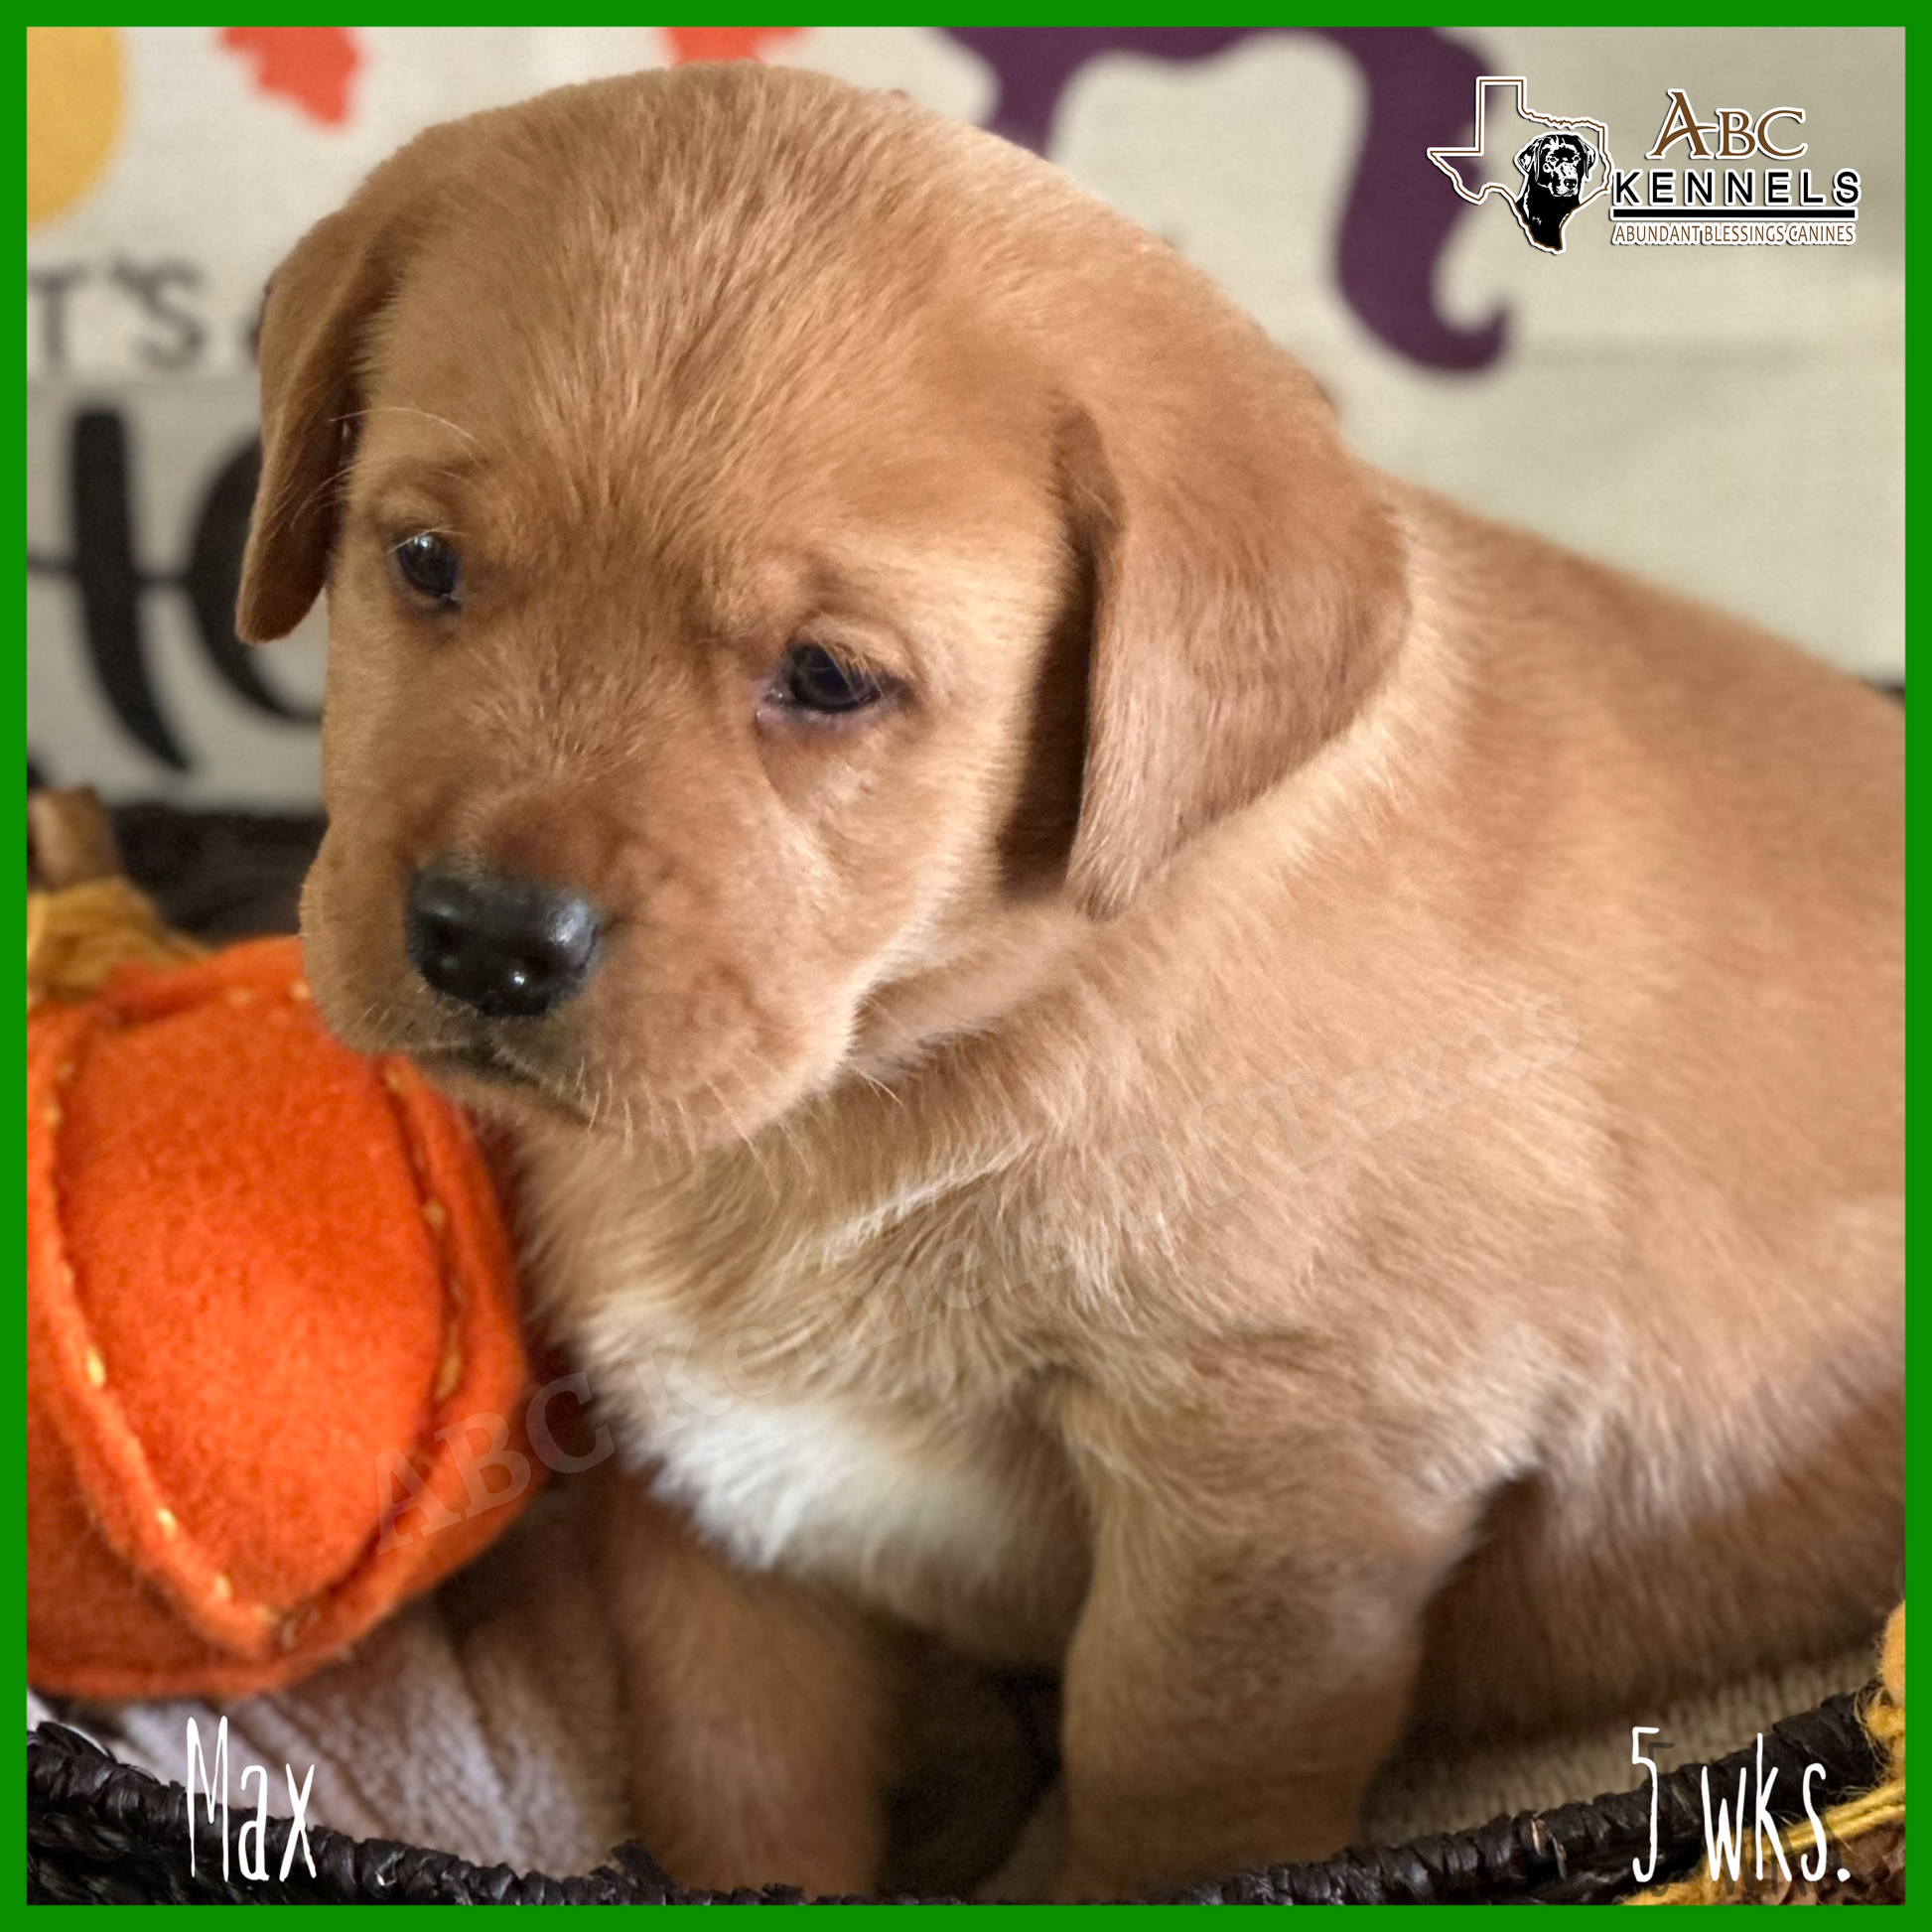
<box><xmin>27</xmin><ymin>1684</ymin><xmax>1882</xmax><ymax>1905</ymax></box>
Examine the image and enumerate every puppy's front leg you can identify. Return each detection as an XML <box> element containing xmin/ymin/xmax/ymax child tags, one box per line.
<box><xmin>604</xmin><ymin>1476</ymin><xmax>894</xmax><ymax>1896</ymax></box>
<box><xmin>1049</xmin><ymin>1385</ymin><xmax>1478</xmax><ymax>1900</ymax></box>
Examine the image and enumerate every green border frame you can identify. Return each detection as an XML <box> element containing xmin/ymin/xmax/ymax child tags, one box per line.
<box><xmin>18</xmin><ymin>13</ymin><xmax>1915</xmax><ymax>1915</ymax></box>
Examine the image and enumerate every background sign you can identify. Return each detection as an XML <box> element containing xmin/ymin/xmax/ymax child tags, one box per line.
<box><xmin>27</xmin><ymin>26</ymin><xmax>1903</xmax><ymax>805</ymax></box>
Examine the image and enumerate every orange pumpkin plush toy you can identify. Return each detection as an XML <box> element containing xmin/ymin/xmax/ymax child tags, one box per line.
<box><xmin>27</xmin><ymin>791</ymin><xmax>545</xmax><ymax>1700</ymax></box>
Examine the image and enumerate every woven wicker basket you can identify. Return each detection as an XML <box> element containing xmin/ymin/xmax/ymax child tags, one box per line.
<box><xmin>25</xmin><ymin>1690</ymin><xmax>1882</xmax><ymax>1904</ymax></box>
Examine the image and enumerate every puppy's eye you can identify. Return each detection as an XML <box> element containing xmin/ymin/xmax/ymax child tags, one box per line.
<box><xmin>393</xmin><ymin>531</ymin><xmax>461</xmax><ymax>605</ymax></box>
<box><xmin>779</xmin><ymin>642</ymin><xmax>885</xmax><ymax>714</ymax></box>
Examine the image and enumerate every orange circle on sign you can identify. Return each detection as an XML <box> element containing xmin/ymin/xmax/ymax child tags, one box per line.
<box><xmin>28</xmin><ymin>27</ymin><xmax>125</xmax><ymax>227</ymax></box>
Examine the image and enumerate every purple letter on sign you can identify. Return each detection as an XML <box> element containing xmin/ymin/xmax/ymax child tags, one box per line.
<box><xmin>943</xmin><ymin>27</ymin><xmax>1506</xmax><ymax>373</ymax></box>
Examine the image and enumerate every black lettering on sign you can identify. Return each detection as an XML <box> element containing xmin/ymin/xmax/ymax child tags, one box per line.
<box><xmin>110</xmin><ymin>257</ymin><xmax>207</xmax><ymax>371</ymax></box>
<box><xmin>27</xmin><ymin>407</ymin><xmax>321</xmax><ymax>774</ymax></box>
<box><xmin>27</xmin><ymin>265</ymin><xmax>90</xmax><ymax>372</ymax></box>
<box><xmin>184</xmin><ymin>441</ymin><xmax>315</xmax><ymax>724</ymax></box>
<box><xmin>70</xmin><ymin>409</ymin><xmax>175</xmax><ymax>765</ymax></box>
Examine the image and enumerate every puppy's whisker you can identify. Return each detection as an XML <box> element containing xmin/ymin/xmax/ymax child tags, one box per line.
<box><xmin>273</xmin><ymin>453</ymin><xmax>357</xmax><ymax>540</ymax></box>
<box><xmin>669</xmin><ymin>1092</ymin><xmax>699</xmax><ymax>1166</ymax></box>
<box><xmin>706</xmin><ymin>1074</ymin><xmax>796</xmax><ymax>1188</ymax></box>
<box><xmin>360</xmin><ymin>402</ymin><xmax>487</xmax><ymax>454</ymax></box>
<box><xmin>851</xmin><ymin>1066</ymin><xmax>902</xmax><ymax>1109</ymax></box>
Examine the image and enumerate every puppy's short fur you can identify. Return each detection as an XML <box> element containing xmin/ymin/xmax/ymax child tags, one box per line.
<box><xmin>239</xmin><ymin>66</ymin><xmax>1903</xmax><ymax>1899</ymax></box>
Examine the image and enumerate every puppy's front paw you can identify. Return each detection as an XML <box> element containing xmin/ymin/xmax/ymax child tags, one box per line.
<box><xmin>973</xmin><ymin>1781</ymin><xmax>1065</xmax><ymax>1901</ymax></box>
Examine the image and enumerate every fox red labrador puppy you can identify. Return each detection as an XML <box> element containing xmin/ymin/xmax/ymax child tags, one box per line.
<box><xmin>237</xmin><ymin>65</ymin><xmax>1903</xmax><ymax>1899</ymax></box>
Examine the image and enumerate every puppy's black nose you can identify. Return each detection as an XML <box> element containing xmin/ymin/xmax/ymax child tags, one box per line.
<box><xmin>406</xmin><ymin>861</ymin><xmax>602</xmax><ymax>1019</ymax></box>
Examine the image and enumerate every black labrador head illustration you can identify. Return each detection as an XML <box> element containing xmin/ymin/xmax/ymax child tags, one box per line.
<box><xmin>1517</xmin><ymin>131</ymin><xmax>1596</xmax><ymax>204</ymax></box>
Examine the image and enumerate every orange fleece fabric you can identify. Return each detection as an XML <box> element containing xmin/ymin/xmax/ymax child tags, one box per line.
<box><xmin>27</xmin><ymin>935</ymin><xmax>544</xmax><ymax>1699</ymax></box>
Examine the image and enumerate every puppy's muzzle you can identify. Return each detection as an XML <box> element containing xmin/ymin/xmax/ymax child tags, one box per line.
<box><xmin>406</xmin><ymin>859</ymin><xmax>603</xmax><ymax>1020</ymax></box>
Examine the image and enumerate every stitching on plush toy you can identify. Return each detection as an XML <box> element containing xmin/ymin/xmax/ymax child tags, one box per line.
<box><xmin>32</xmin><ymin>1003</ymin><xmax>288</xmax><ymax>1658</ymax></box>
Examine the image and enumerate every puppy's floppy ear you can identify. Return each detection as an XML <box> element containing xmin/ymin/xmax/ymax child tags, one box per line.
<box><xmin>1515</xmin><ymin>137</ymin><xmax>1544</xmax><ymax>184</ymax></box>
<box><xmin>1055</xmin><ymin>358</ymin><xmax>1407</xmax><ymax>920</ymax></box>
<box><xmin>236</xmin><ymin>139</ymin><xmax>449</xmax><ymax>643</ymax></box>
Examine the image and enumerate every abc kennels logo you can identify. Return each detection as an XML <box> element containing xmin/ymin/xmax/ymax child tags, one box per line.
<box><xmin>1614</xmin><ymin>90</ymin><xmax>1860</xmax><ymax>247</ymax></box>
<box><xmin>1430</xmin><ymin>80</ymin><xmax>1861</xmax><ymax>254</ymax></box>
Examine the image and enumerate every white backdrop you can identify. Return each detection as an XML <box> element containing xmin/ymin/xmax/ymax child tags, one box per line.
<box><xmin>27</xmin><ymin>26</ymin><xmax>1903</xmax><ymax>806</ymax></box>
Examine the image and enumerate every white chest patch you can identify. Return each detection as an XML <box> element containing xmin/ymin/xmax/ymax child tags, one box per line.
<box><xmin>638</xmin><ymin>1388</ymin><xmax>1036</xmax><ymax>1616</ymax></box>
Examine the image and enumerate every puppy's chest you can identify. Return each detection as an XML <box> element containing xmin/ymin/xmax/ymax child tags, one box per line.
<box><xmin>643</xmin><ymin>1382</ymin><xmax>1084</xmax><ymax>1658</ymax></box>
<box><xmin>527</xmin><ymin>1151</ymin><xmax>1089</xmax><ymax>1658</ymax></box>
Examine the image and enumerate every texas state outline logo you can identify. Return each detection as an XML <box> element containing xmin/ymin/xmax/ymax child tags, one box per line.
<box><xmin>1427</xmin><ymin>76</ymin><xmax>1611</xmax><ymax>256</ymax></box>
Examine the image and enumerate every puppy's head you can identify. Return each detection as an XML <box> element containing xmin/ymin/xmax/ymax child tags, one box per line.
<box><xmin>240</xmin><ymin>67</ymin><xmax>1405</xmax><ymax>1148</ymax></box>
